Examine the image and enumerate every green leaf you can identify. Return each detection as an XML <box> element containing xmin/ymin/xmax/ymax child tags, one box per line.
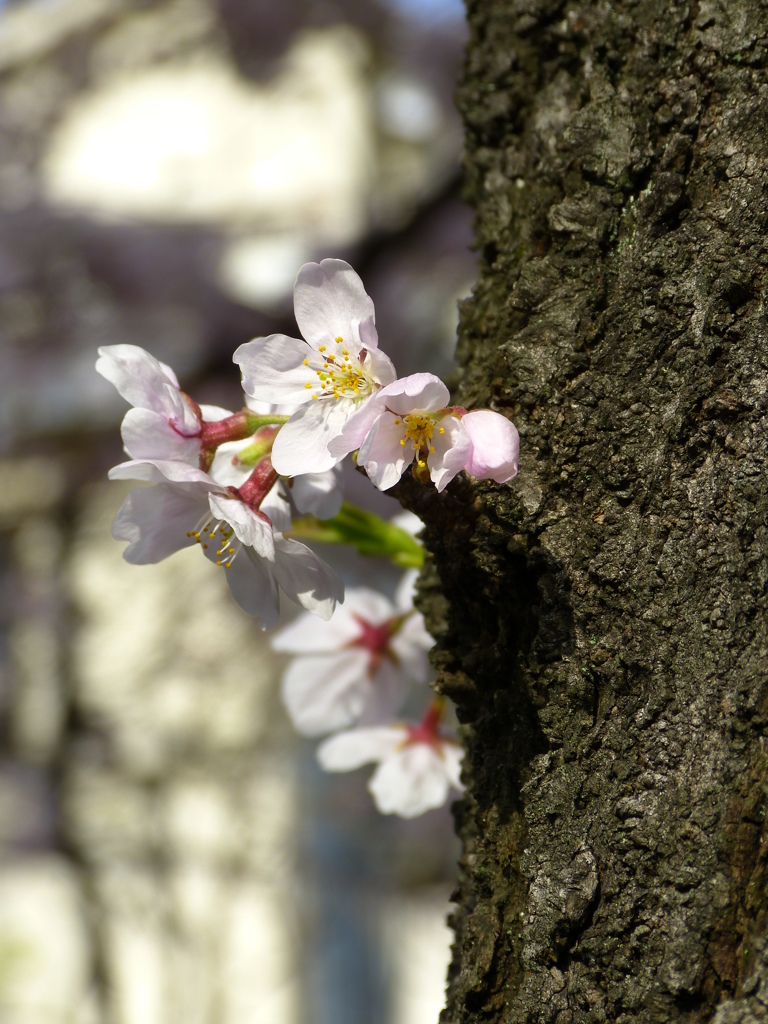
<box><xmin>287</xmin><ymin>502</ymin><xmax>424</xmax><ymax>568</ymax></box>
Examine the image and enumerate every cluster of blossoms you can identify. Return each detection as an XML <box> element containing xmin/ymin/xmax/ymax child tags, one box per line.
<box><xmin>99</xmin><ymin>259</ymin><xmax>518</xmax><ymax>816</ymax></box>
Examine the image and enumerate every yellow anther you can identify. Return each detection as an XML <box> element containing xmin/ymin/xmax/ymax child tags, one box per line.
<box><xmin>303</xmin><ymin>358</ymin><xmax>309</xmax><ymax>366</ymax></box>
<box><xmin>305</xmin><ymin>382</ymin><xmax>312</xmax><ymax>388</ymax></box>
<box><xmin>335</xmin><ymin>336</ymin><xmax>343</xmax><ymax>343</ymax></box>
<box><xmin>400</xmin><ymin>439</ymin><xmax>406</xmax><ymax>447</ymax></box>
<box><xmin>429</xmin><ymin>446</ymin><xmax>435</xmax><ymax>453</ymax></box>
<box><xmin>319</xmin><ymin>345</ymin><xmax>326</xmax><ymax>352</ymax></box>
<box><xmin>439</xmin><ymin>427</ymin><xmax>445</xmax><ymax>435</ymax></box>
<box><xmin>341</xmin><ymin>348</ymin><xmax>348</xmax><ymax>356</ymax></box>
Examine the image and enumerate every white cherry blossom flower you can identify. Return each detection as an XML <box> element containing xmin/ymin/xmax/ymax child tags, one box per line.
<box><xmin>273</xmin><ymin>571</ymin><xmax>432</xmax><ymax>735</ymax></box>
<box><xmin>346</xmin><ymin>373</ymin><xmax>472</xmax><ymax>492</ymax></box>
<box><xmin>234</xmin><ymin>259</ymin><xmax>397</xmax><ymax>476</ymax></box>
<box><xmin>97</xmin><ymin>344</ymin><xmax>232</xmax><ymax>464</ymax></box>
<box><xmin>108</xmin><ymin>459</ymin><xmax>342</xmax><ymax>628</ymax></box>
<box><xmin>317</xmin><ymin>703</ymin><xmax>463</xmax><ymax>818</ymax></box>
<box><xmin>461</xmin><ymin>409</ymin><xmax>520</xmax><ymax>484</ymax></box>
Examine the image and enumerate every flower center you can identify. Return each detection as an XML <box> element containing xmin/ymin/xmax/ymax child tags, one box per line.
<box><xmin>394</xmin><ymin>413</ymin><xmax>446</xmax><ymax>468</ymax></box>
<box><xmin>186</xmin><ymin>516</ymin><xmax>240</xmax><ymax>568</ymax></box>
<box><xmin>303</xmin><ymin>336</ymin><xmax>376</xmax><ymax>401</ymax></box>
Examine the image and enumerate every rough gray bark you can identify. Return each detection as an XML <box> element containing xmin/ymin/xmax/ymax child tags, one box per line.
<box><xmin>403</xmin><ymin>2</ymin><xmax>768</xmax><ymax>1021</ymax></box>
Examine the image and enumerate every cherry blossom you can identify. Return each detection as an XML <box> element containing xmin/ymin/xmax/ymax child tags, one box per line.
<box><xmin>273</xmin><ymin>571</ymin><xmax>433</xmax><ymax>735</ymax></box>
<box><xmin>316</xmin><ymin>703</ymin><xmax>463</xmax><ymax>818</ymax></box>
<box><xmin>234</xmin><ymin>259</ymin><xmax>397</xmax><ymax>476</ymax></box>
<box><xmin>342</xmin><ymin>373</ymin><xmax>472</xmax><ymax>492</ymax></box>
<box><xmin>461</xmin><ymin>409</ymin><xmax>520</xmax><ymax>484</ymax></box>
<box><xmin>108</xmin><ymin>458</ymin><xmax>343</xmax><ymax>628</ymax></box>
<box><xmin>97</xmin><ymin>344</ymin><xmax>281</xmax><ymax>469</ymax></box>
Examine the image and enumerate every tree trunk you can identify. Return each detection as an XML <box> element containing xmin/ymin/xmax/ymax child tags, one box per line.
<box><xmin>410</xmin><ymin>1</ymin><xmax>768</xmax><ymax>1020</ymax></box>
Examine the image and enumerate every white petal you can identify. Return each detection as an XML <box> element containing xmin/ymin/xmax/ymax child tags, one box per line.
<box><xmin>289</xmin><ymin>466</ymin><xmax>343</xmax><ymax>519</ymax></box>
<box><xmin>208</xmin><ymin>440</ymin><xmax>254</xmax><ymax>488</ymax></box>
<box><xmin>261</xmin><ymin>482</ymin><xmax>293</xmax><ymax>534</ymax></box>
<box><xmin>272</xmin><ymin>606</ymin><xmax>360</xmax><ymax>653</ymax></box>
<box><xmin>272</xmin><ymin>536</ymin><xmax>344</xmax><ymax>619</ymax></box>
<box><xmin>294</xmin><ymin>259</ymin><xmax>376</xmax><ymax>351</ymax></box>
<box><xmin>440</xmin><ymin>741</ymin><xmax>464</xmax><ymax>790</ymax></box>
<box><xmin>198</xmin><ymin>404</ymin><xmax>233</xmax><ymax>421</ymax></box>
<box><xmin>358</xmin><ymin>314</ymin><xmax>379</xmax><ymax>352</ymax></box>
<box><xmin>245</xmin><ymin>396</ymin><xmax>299</xmax><ymax>417</ymax></box>
<box><xmin>316</xmin><ymin>726</ymin><xmax>406</xmax><ymax>772</ymax></box>
<box><xmin>108</xmin><ymin>459</ymin><xmax>216</xmax><ymax>487</ymax></box>
<box><xmin>343</xmin><ymin>586</ymin><xmax>395</xmax><ymax>623</ymax></box>
<box><xmin>208</xmin><ymin>494</ymin><xmax>275</xmax><ymax>560</ymax></box>
<box><xmin>96</xmin><ymin>344</ymin><xmax>180</xmax><ymax>410</ymax></box>
<box><xmin>365</xmin><ymin>347</ymin><xmax>397</xmax><ymax>386</ymax></box>
<box><xmin>222</xmin><ymin>547</ymin><xmax>280</xmax><ymax>628</ymax></box>
<box><xmin>369</xmin><ymin>745</ymin><xmax>450</xmax><ymax>817</ymax></box>
<box><xmin>358</xmin><ymin>659</ymin><xmax>411</xmax><ymax>725</ymax></box>
<box><xmin>234</xmin><ymin>335</ymin><xmax>318</xmax><ymax>404</ymax></box>
<box><xmin>112</xmin><ymin>483</ymin><xmax>207</xmax><ymax>563</ymax></box>
<box><xmin>120</xmin><ymin>408</ymin><xmax>201</xmax><ymax>464</ymax></box>
<box><xmin>461</xmin><ymin>410</ymin><xmax>520</xmax><ymax>483</ymax></box>
<box><xmin>327</xmin><ymin>391</ymin><xmax>388</xmax><ymax>458</ymax></box>
<box><xmin>429</xmin><ymin>416</ymin><xmax>472</xmax><ymax>493</ymax></box>
<box><xmin>375</xmin><ymin>373</ymin><xmax>450</xmax><ymax>415</ymax></box>
<box><xmin>281</xmin><ymin>651</ymin><xmax>372</xmax><ymax>735</ymax></box>
<box><xmin>390</xmin><ymin>627</ymin><xmax>432</xmax><ymax>684</ymax></box>
<box><xmin>358</xmin><ymin>413</ymin><xmax>413</xmax><ymax>491</ymax></box>
<box><xmin>270</xmin><ymin>399</ymin><xmax>353</xmax><ymax>476</ymax></box>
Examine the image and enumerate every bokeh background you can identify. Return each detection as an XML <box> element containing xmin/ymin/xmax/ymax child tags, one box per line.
<box><xmin>0</xmin><ymin>0</ymin><xmax>475</xmax><ymax>1021</ymax></box>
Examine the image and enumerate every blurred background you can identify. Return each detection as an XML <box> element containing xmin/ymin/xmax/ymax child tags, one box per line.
<box><xmin>0</xmin><ymin>0</ymin><xmax>475</xmax><ymax>1020</ymax></box>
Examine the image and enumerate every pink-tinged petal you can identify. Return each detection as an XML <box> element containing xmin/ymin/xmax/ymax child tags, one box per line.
<box><xmin>221</xmin><ymin>547</ymin><xmax>280</xmax><ymax>628</ymax></box>
<box><xmin>461</xmin><ymin>410</ymin><xmax>520</xmax><ymax>483</ymax></box>
<box><xmin>294</xmin><ymin>259</ymin><xmax>376</xmax><ymax>351</ymax></box>
<box><xmin>161</xmin><ymin>384</ymin><xmax>201</xmax><ymax>433</ymax></box>
<box><xmin>429</xmin><ymin>415</ymin><xmax>472</xmax><ymax>492</ymax></box>
<box><xmin>234</xmin><ymin>335</ymin><xmax>319</xmax><ymax>404</ymax></box>
<box><xmin>207</xmin><ymin>494</ymin><xmax>275</xmax><ymax>560</ymax></box>
<box><xmin>120</xmin><ymin>408</ymin><xmax>201</xmax><ymax>464</ymax></box>
<box><xmin>270</xmin><ymin>398</ymin><xmax>354</xmax><ymax>476</ymax></box>
<box><xmin>273</xmin><ymin>606</ymin><xmax>360</xmax><ymax>652</ymax></box>
<box><xmin>359</xmin><ymin>660</ymin><xmax>411</xmax><ymax>726</ymax></box>
<box><xmin>289</xmin><ymin>466</ymin><xmax>343</xmax><ymax>519</ymax></box>
<box><xmin>272</xmin><ymin>536</ymin><xmax>344</xmax><ymax>620</ymax></box>
<box><xmin>358</xmin><ymin>413</ymin><xmax>413</xmax><ymax>491</ymax></box>
<box><xmin>365</xmin><ymin>346</ymin><xmax>397</xmax><ymax>386</ymax></box>
<box><xmin>327</xmin><ymin>392</ymin><xmax>389</xmax><ymax>458</ymax></box>
<box><xmin>96</xmin><ymin>344</ymin><xmax>181</xmax><ymax>410</ymax></box>
<box><xmin>281</xmin><ymin>650</ymin><xmax>372</xmax><ymax>735</ymax></box>
<box><xmin>199</xmin><ymin>404</ymin><xmax>234</xmax><ymax>421</ymax></box>
<box><xmin>375</xmin><ymin>373</ymin><xmax>450</xmax><ymax>416</ymax></box>
<box><xmin>317</xmin><ymin>727</ymin><xmax>407</xmax><ymax>771</ymax></box>
<box><xmin>440</xmin><ymin>741</ymin><xmax>464</xmax><ymax>790</ymax></box>
<box><xmin>369</xmin><ymin>745</ymin><xmax>451</xmax><ymax>818</ymax></box>
<box><xmin>112</xmin><ymin>483</ymin><xmax>207</xmax><ymax>564</ymax></box>
<box><xmin>108</xmin><ymin>459</ymin><xmax>216</xmax><ymax>487</ymax></box>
